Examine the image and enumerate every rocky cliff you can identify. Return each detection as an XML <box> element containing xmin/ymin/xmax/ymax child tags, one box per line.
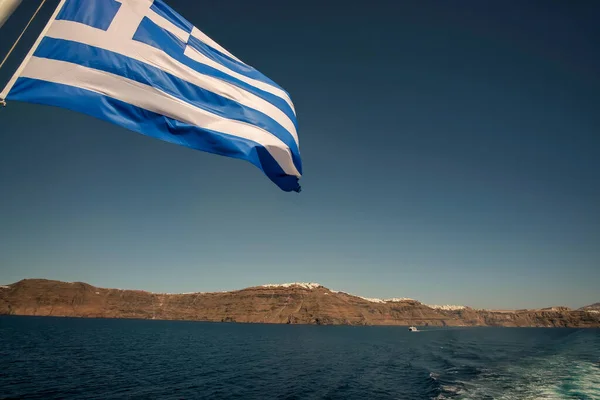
<box><xmin>1</xmin><ymin>279</ymin><xmax>599</xmax><ymax>328</ymax></box>
<box><xmin>579</xmin><ymin>302</ymin><xmax>600</xmax><ymax>311</ymax></box>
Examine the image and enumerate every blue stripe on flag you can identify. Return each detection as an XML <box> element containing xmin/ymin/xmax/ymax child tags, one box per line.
<box><xmin>7</xmin><ymin>78</ymin><xmax>301</xmax><ymax>192</ymax></box>
<box><xmin>150</xmin><ymin>0</ymin><xmax>192</xmax><ymax>34</ymax></box>
<box><xmin>33</xmin><ymin>37</ymin><xmax>302</xmax><ymax>174</ymax></box>
<box><xmin>133</xmin><ymin>17</ymin><xmax>298</xmax><ymax>129</ymax></box>
<box><xmin>150</xmin><ymin>1</ymin><xmax>283</xmax><ymax>92</ymax></box>
<box><xmin>186</xmin><ymin>35</ymin><xmax>281</xmax><ymax>89</ymax></box>
<box><xmin>56</xmin><ymin>0</ymin><xmax>121</xmax><ymax>31</ymax></box>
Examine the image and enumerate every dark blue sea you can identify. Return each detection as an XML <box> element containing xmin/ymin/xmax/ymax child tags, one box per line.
<box><xmin>1</xmin><ymin>316</ymin><xmax>599</xmax><ymax>399</ymax></box>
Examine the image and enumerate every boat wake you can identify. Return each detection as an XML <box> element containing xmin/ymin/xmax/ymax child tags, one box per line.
<box><xmin>430</xmin><ymin>355</ymin><xmax>600</xmax><ymax>399</ymax></box>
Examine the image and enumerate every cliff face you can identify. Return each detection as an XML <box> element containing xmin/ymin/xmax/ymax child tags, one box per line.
<box><xmin>579</xmin><ymin>302</ymin><xmax>600</xmax><ymax>311</ymax></box>
<box><xmin>1</xmin><ymin>279</ymin><xmax>599</xmax><ymax>328</ymax></box>
<box><xmin>436</xmin><ymin>308</ymin><xmax>600</xmax><ymax>328</ymax></box>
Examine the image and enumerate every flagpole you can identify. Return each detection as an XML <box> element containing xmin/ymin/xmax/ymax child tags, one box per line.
<box><xmin>0</xmin><ymin>0</ymin><xmax>22</xmax><ymax>29</ymax></box>
<box><xmin>0</xmin><ymin>0</ymin><xmax>46</xmax><ymax>74</ymax></box>
<box><xmin>0</xmin><ymin>0</ymin><xmax>65</xmax><ymax>106</ymax></box>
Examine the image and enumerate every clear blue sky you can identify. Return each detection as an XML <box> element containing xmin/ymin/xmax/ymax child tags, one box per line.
<box><xmin>1</xmin><ymin>0</ymin><xmax>598</xmax><ymax>309</ymax></box>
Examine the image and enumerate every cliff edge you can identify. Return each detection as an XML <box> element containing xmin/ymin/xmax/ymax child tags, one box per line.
<box><xmin>1</xmin><ymin>279</ymin><xmax>598</xmax><ymax>327</ymax></box>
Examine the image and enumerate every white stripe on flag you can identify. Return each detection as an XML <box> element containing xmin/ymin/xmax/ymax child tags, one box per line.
<box><xmin>182</xmin><ymin>44</ymin><xmax>297</xmax><ymax>117</ymax></box>
<box><xmin>108</xmin><ymin>0</ymin><xmax>152</xmax><ymax>39</ymax></box>
<box><xmin>190</xmin><ymin>27</ymin><xmax>243</xmax><ymax>64</ymax></box>
<box><xmin>45</xmin><ymin>20</ymin><xmax>299</xmax><ymax>145</ymax></box>
<box><xmin>146</xmin><ymin>8</ymin><xmax>190</xmax><ymax>43</ymax></box>
<box><xmin>21</xmin><ymin>56</ymin><xmax>301</xmax><ymax>178</ymax></box>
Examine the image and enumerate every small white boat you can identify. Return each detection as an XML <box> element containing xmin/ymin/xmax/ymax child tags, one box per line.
<box><xmin>408</xmin><ymin>326</ymin><xmax>419</xmax><ymax>332</ymax></box>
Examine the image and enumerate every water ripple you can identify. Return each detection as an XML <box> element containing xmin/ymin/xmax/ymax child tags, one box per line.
<box><xmin>1</xmin><ymin>317</ymin><xmax>599</xmax><ymax>399</ymax></box>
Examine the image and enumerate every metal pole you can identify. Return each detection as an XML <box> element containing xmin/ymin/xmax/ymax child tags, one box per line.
<box><xmin>0</xmin><ymin>0</ymin><xmax>22</xmax><ymax>29</ymax></box>
<box><xmin>1</xmin><ymin>0</ymin><xmax>61</xmax><ymax>105</ymax></box>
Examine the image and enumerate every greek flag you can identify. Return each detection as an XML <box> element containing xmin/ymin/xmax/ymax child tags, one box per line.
<box><xmin>1</xmin><ymin>0</ymin><xmax>302</xmax><ymax>192</ymax></box>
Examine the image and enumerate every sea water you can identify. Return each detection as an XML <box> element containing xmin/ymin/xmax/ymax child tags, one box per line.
<box><xmin>1</xmin><ymin>316</ymin><xmax>599</xmax><ymax>399</ymax></box>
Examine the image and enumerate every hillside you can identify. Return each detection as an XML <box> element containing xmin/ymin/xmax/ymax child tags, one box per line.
<box><xmin>579</xmin><ymin>302</ymin><xmax>600</xmax><ymax>311</ymax></box>
<box><xmin>1</xmin><ymin>279</ymin><xmax>599</xmax><ymax>328</ymax></box>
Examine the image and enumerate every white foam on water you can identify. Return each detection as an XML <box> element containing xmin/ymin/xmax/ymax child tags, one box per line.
<box><xmin>519</xmin><ymin>358</ymin><xmax>600</xmax><ymax>399</ymax></box>
<box><xmin>447</xmin><ymin>354</ymin><xmax>600</xmax><ymax>400</ymax></box>
<box><xmin>551</xmin><ymin>359</ymin><xmax>600</xmax><ymax>398</ymax></box>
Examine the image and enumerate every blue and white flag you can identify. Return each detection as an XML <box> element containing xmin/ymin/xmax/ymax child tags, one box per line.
<box><xmin>1</xmin><ymin>0</ymin><xmax>302</xmax><ymax>192</ymax></box>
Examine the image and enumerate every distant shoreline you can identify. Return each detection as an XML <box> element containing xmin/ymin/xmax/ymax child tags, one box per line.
<box><xmin>2</xmin><ymin>279</ymin><xmax>599</xmax><ymax>328</ymax></box>
<box><xmin>3</xmin><ymin>314</ymin><xmax>600</xmax><ymax>329</ymax></box>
